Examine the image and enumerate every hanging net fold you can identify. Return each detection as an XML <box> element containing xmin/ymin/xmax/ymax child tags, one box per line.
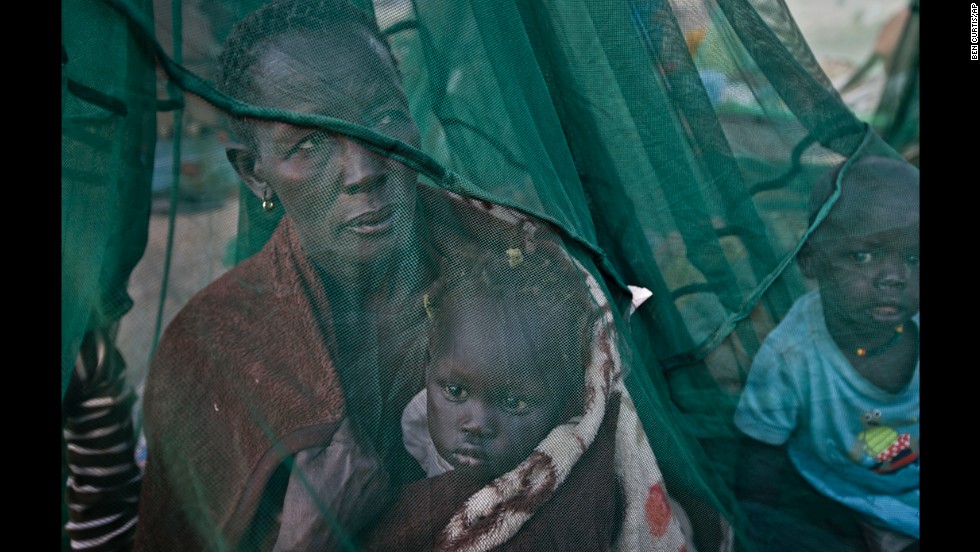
<box><xmin>62</xmin><ymin>0</ymin><xmax>919</xmax><ymax>550</ymax></box>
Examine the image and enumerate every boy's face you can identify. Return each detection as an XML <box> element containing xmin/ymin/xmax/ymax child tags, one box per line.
<box><xmin>427</xmin><ymin>301</ymin><xmax>579</xmax><ymax>482</ymax></box>
<box><xmin>228</xmin><ymin>30</ymin><xmax>421</xmax><ymax>274</ymax></box>
<box><xmin>803</xmin><ymin>186</ymin><xmax>919</xmax><ymax>336</ymax></box>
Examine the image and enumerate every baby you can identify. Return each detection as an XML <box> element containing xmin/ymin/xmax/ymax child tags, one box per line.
<box><xmin>358</xmin><ymin>239</ymin><xmax>626</xmax><ymax>551</ymax></box>
<box><xmin>734</xmin><ymin>155</ymin><xmax>919</xmax><ymax>552</ymax></box>
<box><xmin>412</xmin><ymin>244</ymin><xmax>593</xmax><ymax>483</ymax></box>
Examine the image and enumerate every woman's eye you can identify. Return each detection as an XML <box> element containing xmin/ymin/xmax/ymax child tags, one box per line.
<box><xmin>906</xmin><ymin>254</ymin><xmax>920</xmax><ymax>266</ymax></box>
<box><xmin>503</xmin><ymin>396</ymin><xmax>530</xmax><ymax>413</ymax></box>
<box><xmin>441</xmin><ymin>384</ymin><xmax>468</xmax><ymax>402</ymax></box>
<box><xmin>850</xmin><ymin>252</ymin><xmax>872</xmax><ymax>264</ymax></box>
<box><xmin>372</xmin><ymin>109</ymin><xmax>408</xmax><ymax>130</ymax></box>
<box><xmin>287</xmin><ymin>132</ymin><xmax>330</xmax><ymax>158</ymax></box>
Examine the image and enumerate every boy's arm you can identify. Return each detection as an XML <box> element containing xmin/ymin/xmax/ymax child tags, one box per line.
<box><xmin>734</xmin><ymin>431</ymin><xmax>792</xmax><ymax>505</ymax></box>
<box><xmin>732</xmin><ymin>339</ymin><xmax>798</xmax><ymax>504</ymax></box>
<box><xmin>732</xmin><ymin>431</ymin><xmax>810</xmax><ymax>552</ymax></box>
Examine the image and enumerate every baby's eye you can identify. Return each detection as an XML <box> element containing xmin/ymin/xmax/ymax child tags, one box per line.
<box><xmin>906</xmin><ymin>254</ymin><xmax>920</xmax><ymax>266</ymax></box>
<box><xmin>850</xmin><ymin>252</ymin><xmax>872</xmax><ymax>264</ymax></box>
<box><xmin>441</xmin><ymin>383</ymin><xmax>468</xmax><ymax>402</ymax></box>
<box><xmin>502</xmin><ymin>396</ymin><xmax>530</xmax><ymax>413</ymax></box>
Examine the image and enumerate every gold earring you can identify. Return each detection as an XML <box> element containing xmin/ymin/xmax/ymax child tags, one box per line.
<box><xmin>261</xmin><ymin>189</ymin><xmax>275</xmax><ymax>212</ymax></box>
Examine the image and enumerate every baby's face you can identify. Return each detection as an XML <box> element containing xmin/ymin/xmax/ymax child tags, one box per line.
<box><xmin>807</xmin><ymin>197</ymin><xmax>919</xmax><ymax>334</ymax></box>
<box><xmin>426</xmin><ymin>304</ymin><xmax>577</xmax><ymax>482</ymax></box>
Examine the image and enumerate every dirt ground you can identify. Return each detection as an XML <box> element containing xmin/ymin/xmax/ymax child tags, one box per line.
<box><xmin>783</xmin><ymin>0</ymin><xmax>908</xmax><ymax>69</ymax></box>
<box><xmin>117</xmin><ymin>194</ymin><xmax>239</xmax><ymax>396</ymax></box>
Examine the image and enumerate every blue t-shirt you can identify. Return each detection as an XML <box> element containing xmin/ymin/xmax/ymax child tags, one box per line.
<box><xmin>734</xmin><ymin>290</ymin><xmax>919</xmax><ymax>538</ymax></box>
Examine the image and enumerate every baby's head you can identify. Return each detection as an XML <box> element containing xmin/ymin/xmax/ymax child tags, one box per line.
<box><xmin>799</xmin><ymin>155</ymin><xmax>919</xmax><ymax>336</ymax></box>
<box><xmin>424</xmin><ymin>242</ymin><xmax>594</xmax><ymax>482</ymax></box>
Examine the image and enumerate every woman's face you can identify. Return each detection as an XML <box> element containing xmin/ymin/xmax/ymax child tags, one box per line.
<box><xmin>235</xmin><ymin>29</ymin><xmax>421</xmax><ymax>273</ymax></box>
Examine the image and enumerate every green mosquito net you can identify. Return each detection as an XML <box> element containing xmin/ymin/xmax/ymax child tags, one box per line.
<box><xmin>61</xmin><ymin>0</ymin><xmax>920</xmax><ymax>551</ymax></box>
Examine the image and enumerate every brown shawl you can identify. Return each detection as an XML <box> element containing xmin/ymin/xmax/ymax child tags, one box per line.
<box><xmin>133</xmin><ymin>213</ymin><xmax>348</xmax><ymax>551</ymax></box>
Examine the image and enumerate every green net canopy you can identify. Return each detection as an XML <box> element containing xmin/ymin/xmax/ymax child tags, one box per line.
<box><xmin>62</xmin><ymin>0</ymin><xmax>919</xmax><ymax>550</ymax></box>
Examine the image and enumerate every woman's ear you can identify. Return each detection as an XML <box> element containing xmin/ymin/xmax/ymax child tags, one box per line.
<box><xmin>226</xmin><ymin>143</ymin><xmax>268</xmax><ymax>201</ymax></box>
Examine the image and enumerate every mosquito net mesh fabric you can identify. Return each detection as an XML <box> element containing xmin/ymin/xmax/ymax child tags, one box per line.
<box><xmin>61</xmin><ymin>0</ymin><xmax>920</xmax><ymax>551</ymax></box>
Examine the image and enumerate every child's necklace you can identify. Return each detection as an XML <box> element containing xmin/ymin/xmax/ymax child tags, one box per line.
<box><xmin>855</xmin><ymin>324</ymin><xmax>905</xmax><ymax>358</ymax></box>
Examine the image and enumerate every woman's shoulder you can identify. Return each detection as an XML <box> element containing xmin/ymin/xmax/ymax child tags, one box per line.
<box><xmin>143</xmin><ymin>259</ymin><xmax>272</xmax><ymax>403</ymax></box>
<box><xmin>154</xmin><ymin>260</ymin><xmax>270</xmax><ymax>351</ymax></box>
<box><xmin>146</xmin><ymin>231</ymin><xmax>320</xmax><ymax>395</ymax></box>
<box><xmin>157</xmin><ymin>222</ymin><xmax>302</xmax><ymax>349</ymax></box>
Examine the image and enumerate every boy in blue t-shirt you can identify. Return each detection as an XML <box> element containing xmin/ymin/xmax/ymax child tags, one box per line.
<box><xmin>734</xmin><ymin>155</ymin><xmax>919</xmax><ymax>552</ymax></box>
